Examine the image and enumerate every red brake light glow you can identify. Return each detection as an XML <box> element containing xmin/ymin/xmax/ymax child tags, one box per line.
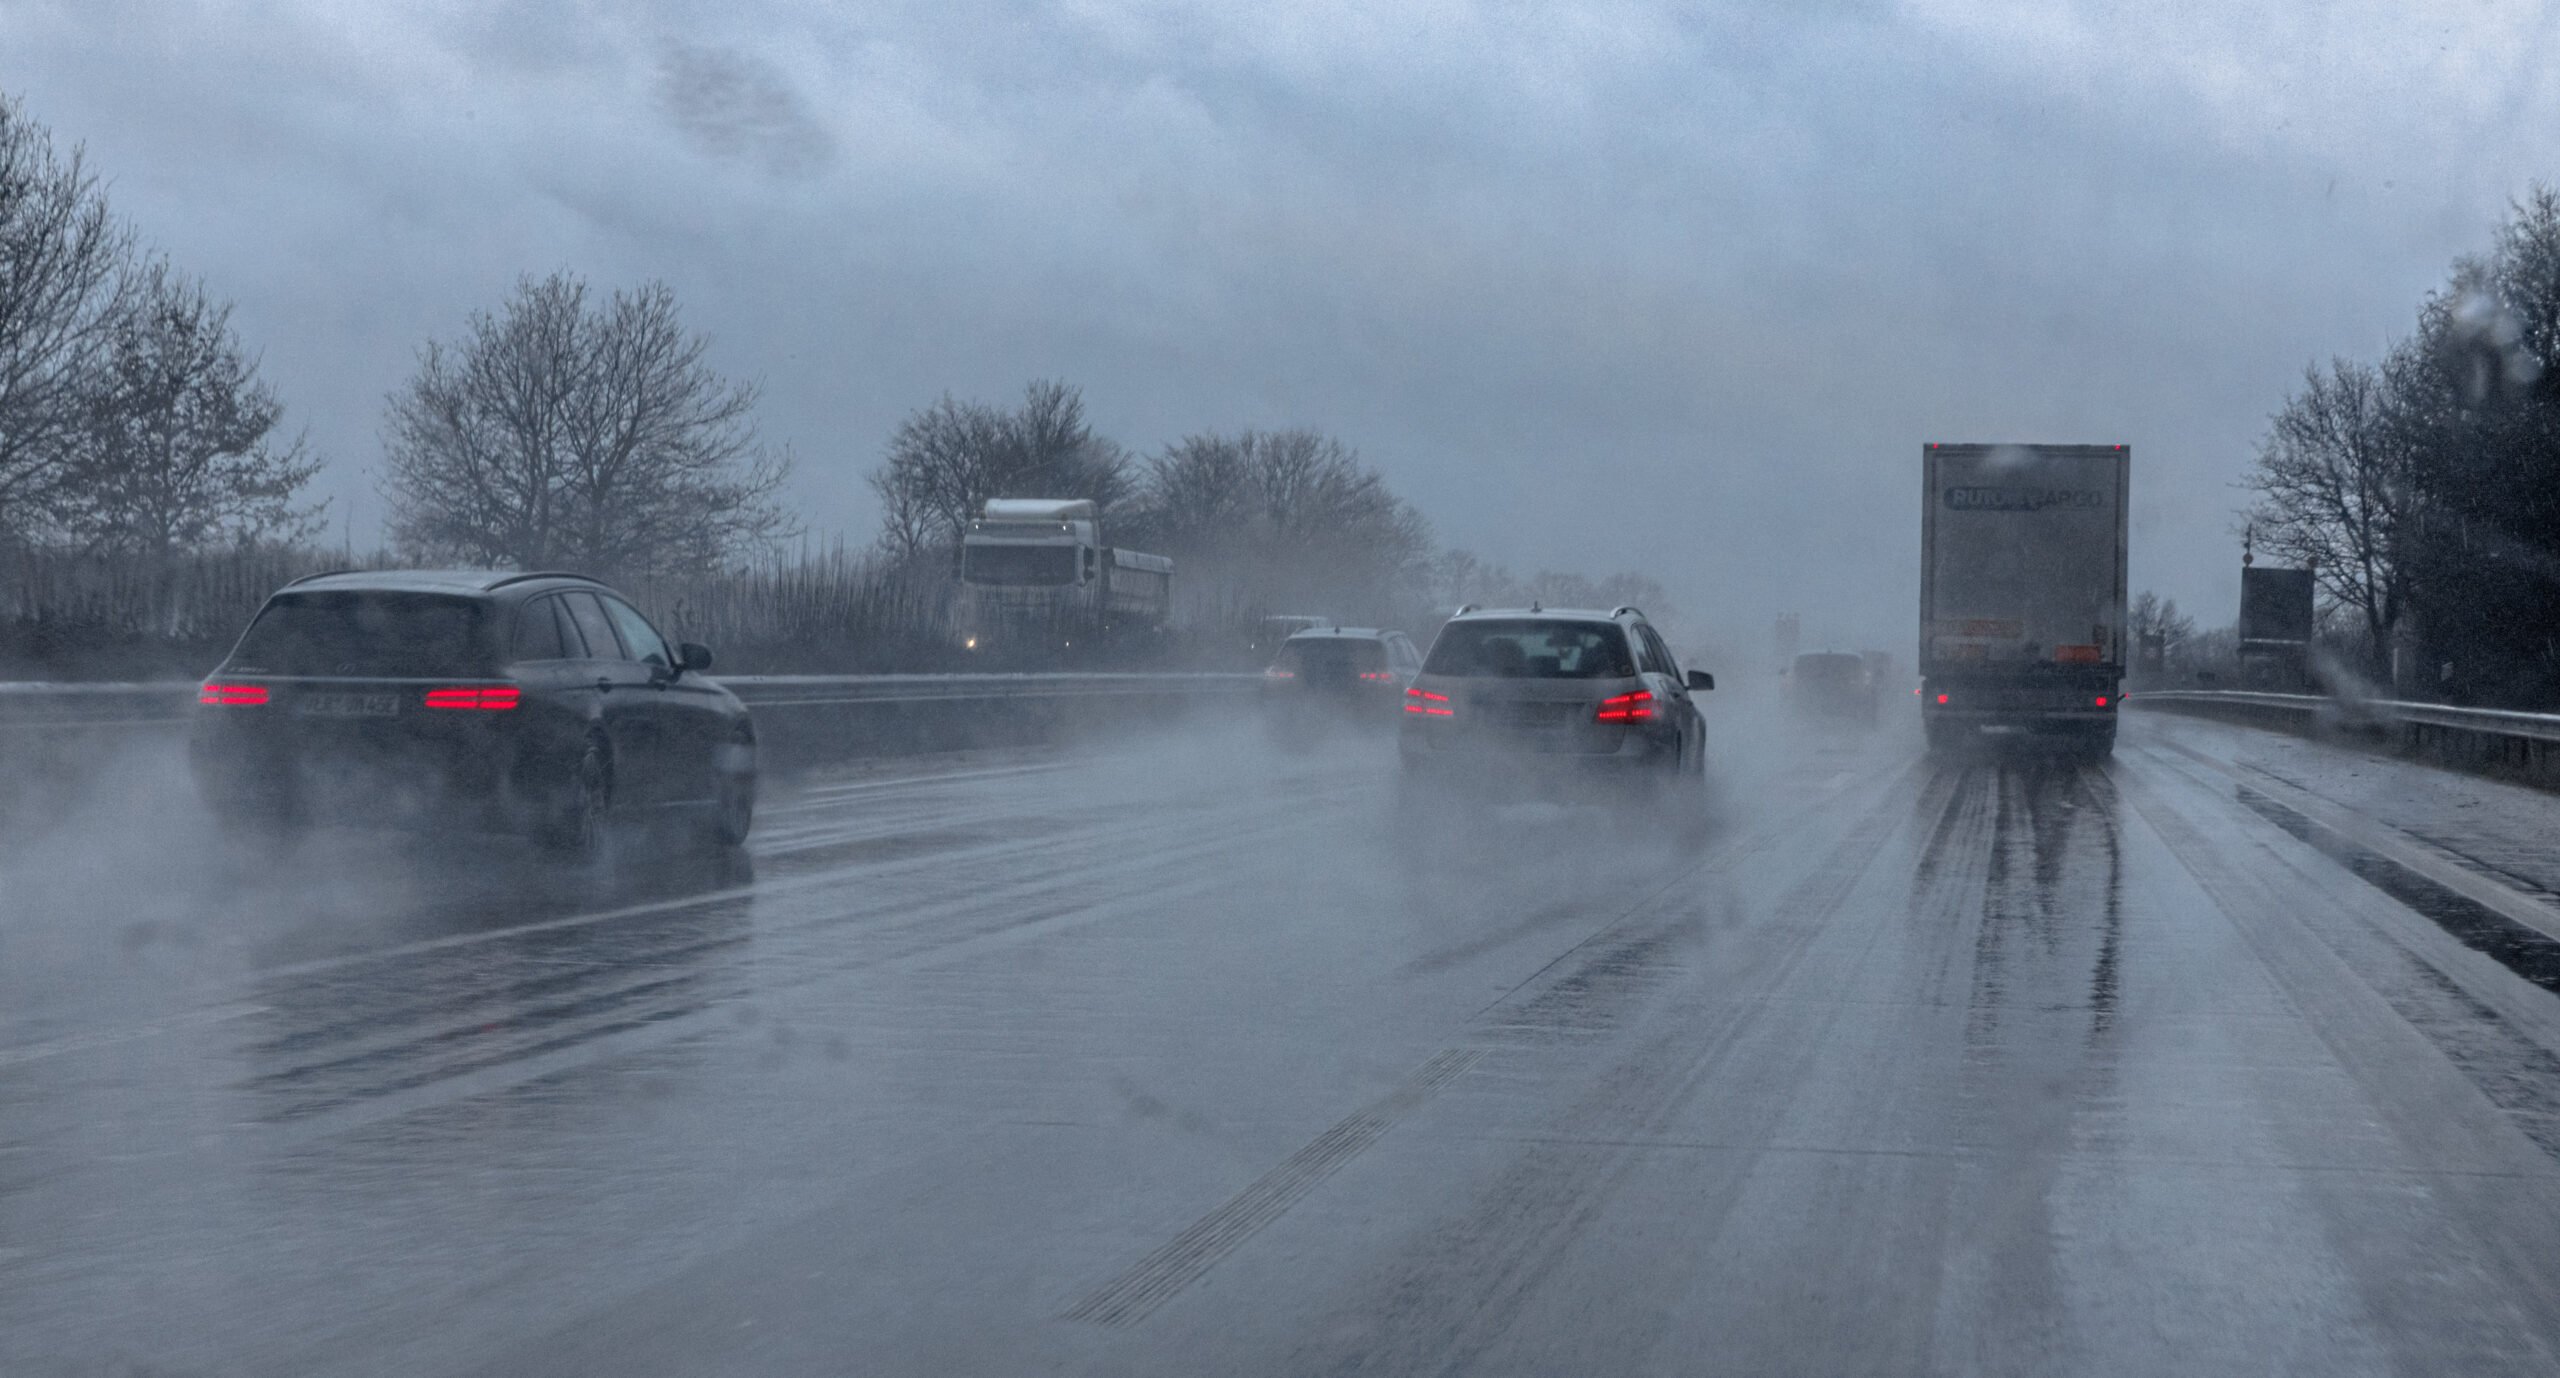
<box><xmin>1936</xmin><ymin>694</ymin><xmax>1950</xmax><ymax>704</ymax></box>
<box><xmin>1595</xmin><ymin>690</ymin><xmax>1653</xmax><ymax>723</ymax></box>
<box><xmin>1359</xmin><ymin>671</ymin><xmax>1394</xmax><ymax>681</ymax></box>
<box><xmin>424</xmin><ymin>685</ymin><xmax>521</xmax><ymax>710</ymax></box>
<box><xmin>1264</xmin><ymin>668</ymin><xmax>1294</xmax><ymax>679</ymax></box>
<box><xmin>1403</xmin><ymin>686</ymin><xmax>1451</xmax><ymax>716</ymax></box>
<box><xmin>2095</xmin><ymin>696</ymin><xmax>2109</xmax><ymax>707</ymax></box>
<box><xmin>199</xmin><ymin>682</ymin><xmax>267</xmax><ymax>706</ymax></box>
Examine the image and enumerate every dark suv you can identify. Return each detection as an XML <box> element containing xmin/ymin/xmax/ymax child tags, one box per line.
<box><xmin>1398</xmin><ymin>605</ymin><xmax>1712</xmax><ymax>800</ymax></box>
<box><xmin>1261</xmin><ymin>626</ymin><xmax>1423</xmax><ymax>727</ymax></box>
<box><xmin>1785</xmin><ymin>651</ymin><xmax>1878</xmax><ymax>728</ymax></box>
<box><xmin>190</xmin><ymin>570</ymin><xmax>755</xmax><ymax>851</ymax></box>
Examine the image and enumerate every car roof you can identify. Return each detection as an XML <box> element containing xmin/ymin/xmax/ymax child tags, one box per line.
<box><xmin>276</xmin><ymin>569</ymin><xmax>607</xmax><ymax>597</ymax></box>
<box><xmin>1447</xmin><ymin>606</ymin><xmax>1641</xmax><ymax>624</ymax></box>
<box><xmin>1282</xmin><ymin>626</ymin><xmax>1398</xmax><ymax>641</ymax></box>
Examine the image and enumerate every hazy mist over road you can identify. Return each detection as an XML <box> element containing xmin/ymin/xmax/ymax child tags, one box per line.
<box><xmin>5</xmin><ymin>0</ymin><xmax>2554</xmax><ymax>649</ymax></box>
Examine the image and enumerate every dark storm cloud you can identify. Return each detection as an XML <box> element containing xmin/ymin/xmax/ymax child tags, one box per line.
<box><xmin>2</xmin><ymin>0</ymin><xmax>2555</xmax><ymax>651</ymax></box>
<box><xmin>656</xmin><ymin>44</ymin><xmax>835</xmax><ymax>178</ymax></box>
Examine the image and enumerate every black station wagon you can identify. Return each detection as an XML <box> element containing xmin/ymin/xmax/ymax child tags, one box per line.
<box><xmin>189</xmin><ymin>570</ymin><xmax>755</xmax><ymax>851</ymax></box>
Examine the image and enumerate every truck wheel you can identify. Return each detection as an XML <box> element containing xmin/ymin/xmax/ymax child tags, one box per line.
<box><xmin>2084</xmin><ymin>725</ymin><xmax>2117</xmax><ymax>762</ymax></box>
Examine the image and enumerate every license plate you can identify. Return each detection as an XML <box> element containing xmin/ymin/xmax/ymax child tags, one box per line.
<box><xmin>296</xmin><ymin>693</ymin><xmax>400</xmax><ymax>718</ymax></box>
<box><xmin>1480</xmin><ymin>701</ymin><xmax>1577</xmax><ymax>728</ymax></box>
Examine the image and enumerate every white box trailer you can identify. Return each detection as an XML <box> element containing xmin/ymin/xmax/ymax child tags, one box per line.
<box><xmin>1919</xmin><ymin>443</ymin><xmax>2129</xmax><ymax>754</ymax></box>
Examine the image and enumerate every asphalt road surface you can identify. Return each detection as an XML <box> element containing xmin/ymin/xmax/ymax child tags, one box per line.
<box><xmin>12</xmin><ymin>707</ymin><xmax>2560</xmax><ymax>1376</ymax></box>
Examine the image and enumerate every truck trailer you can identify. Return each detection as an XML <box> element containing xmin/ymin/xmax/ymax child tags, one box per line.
<box><xmin>955</xmin><ymin>498</ymin><xmax>1173</xmax><ymax>664</ymax></box>
<box><xmin>1919</xmin><ymin>443</ymin><xmax>2129</xmax><ymax>756</ymax></box>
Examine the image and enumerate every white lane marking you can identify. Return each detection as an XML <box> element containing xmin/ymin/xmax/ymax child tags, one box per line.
<box><xmin>2151</xmin><ymin>736</ymin><xmax>2560</xmax><ymax>946</ymax></box>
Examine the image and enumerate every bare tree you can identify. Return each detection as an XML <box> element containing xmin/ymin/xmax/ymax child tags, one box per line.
<box><xmin>2128</xmin><ymin>590</ymin><xmax>2195</xmax><ymax>657</ymax></box>
<box><xmin>51</xmin><ymin>264</ymin><xmax>322</xmax><ymax>555</ymax></box>
<box><xmin>868</xmin><ymin>380</ymin><xmax>1129</xmax><ymax>555</ymax></box>
<box><xmin>1133</xmin><ymin>428</ymin><xmax>1432</xmax><ymax>620</ymax></box>
<box><xmin>870</xmin><ymin>393</ymin><xmax>1004</xmax><ymax>559</ymax></box>
<box><xmin>0</xmin><ymin>94</ymin><xmax>131</xmax><ymax>542</ymax></box>
<box><xmin>383</xmin><ymin>272</ymin><xmax>791</xmax><ymax>575</ymax></box>
<box><xmin>1140</xmin><ymin>429</ymin><xmax>1426</xmax><ymax>551</ymax></box>
<box><xmin>2244</xmin><ymin>356</ymin><xmax>2410</xmax><ymax>678</ymax></box>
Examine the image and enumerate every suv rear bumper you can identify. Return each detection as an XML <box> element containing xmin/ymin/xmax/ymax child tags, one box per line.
<box><xmin>1399</xmin><ymin>724</ymin><xmax>1680</xmax><ymax>776</ymax></box>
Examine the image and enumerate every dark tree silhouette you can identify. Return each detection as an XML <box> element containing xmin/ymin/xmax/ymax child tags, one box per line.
<box><xmin>383</xmin><ymin>271</ymin><xmax>791</xmax><ymax>575</ymax></box>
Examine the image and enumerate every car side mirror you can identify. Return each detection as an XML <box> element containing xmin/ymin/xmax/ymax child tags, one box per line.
<box><xmin>679</xmin><ymin>642</ymin><xmax>715</xmax><ymax>673</ymax></box>
<box><xmin>1686</xmin><ymin>669</ymin><xmax>1715</xmax><ymax>692</ymax></box>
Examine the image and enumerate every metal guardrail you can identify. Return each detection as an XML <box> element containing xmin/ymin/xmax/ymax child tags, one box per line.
<box><xmin>0</xmin><ymin>680</ymin><xmax>199</xmax><ymax>728</ymax></box>
<box><xmin>0</xmin><ymin>672</ymin><xmax>1263</xmax><ymax>730</ymax></box>
<box><xmin>2128</xmin><ymin>688</ymin><xmax>2560</xmax><ymax>787</ymax></box>
<box><xmin>717</xmin><ymin>673</ymin><xmax>1261</xmax><ymax>707</ymax></box>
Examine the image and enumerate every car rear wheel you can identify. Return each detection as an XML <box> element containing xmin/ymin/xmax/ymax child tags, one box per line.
<box><xmin>541</xmin><ymin>739</ymin><xmax>612</xmax><ymax>855</ymax></box>
<box><xmin>1658</xmin><ymin>748</ymin><xmax>1710</xmax><ymax>843</ymax></box>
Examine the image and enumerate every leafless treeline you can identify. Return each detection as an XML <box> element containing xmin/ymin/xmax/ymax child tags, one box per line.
<box><xmin>2247</xmin><ymin>185</ymin><xmax>2560</xmax><ymax>704</ymax></box>
<box><xmin>868</xmin><ymin>380</ymin><xmax>1665</xmax><ymax>639</ymax></box>
<box><xmin>0</xmin><ymin>540</ymin><xmax>954</xmax><ymax>678</ymax></box>
<box><xmin>0</xmin><ymin>95</ymin><xmax>318</xmax><ymax>559</ymax></box>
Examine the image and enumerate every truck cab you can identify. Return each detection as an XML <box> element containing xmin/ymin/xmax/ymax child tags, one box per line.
<box><xmin>956</xmin><ymin>499</ymin><xmax>1171</xmax><ymax>662</ymax></box>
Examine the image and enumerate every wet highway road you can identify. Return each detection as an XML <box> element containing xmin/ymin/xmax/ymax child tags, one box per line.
<box><xmin>13</xmin><ymin>710</ymin><xmax>2560</xmax><ymax>1375</ymax></box>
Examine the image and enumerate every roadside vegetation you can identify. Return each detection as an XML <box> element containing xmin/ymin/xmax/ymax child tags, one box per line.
<box><xmin>0</xmin><ymin>90</ymin><xmax>1662</xmax><ymax>679</ymax></box>
<box><xmin>2246</xmin><ymin>187</ymin><xmax>2560</xmax><ymax>707</ymax></box>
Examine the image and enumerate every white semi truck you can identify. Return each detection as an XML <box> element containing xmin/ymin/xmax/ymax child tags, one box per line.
<box><xmin>955</xmin><ymin>498</ymin><xmax>1173</xmax><ymax>663</ymax></box>
<box><xmin>1919</xmin><ymin>443</ymin><xmax>2129</xmax><ymax>755</ymax></box>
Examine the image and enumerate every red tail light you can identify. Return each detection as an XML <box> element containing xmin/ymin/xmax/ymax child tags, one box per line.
<box><xmin>424</xmin><ymin>685</ymin><xmax>521</xmax><ymax>710</ymax></box>
<box><xmin>2095</xmin><ymin>696</ymin><xmax>2109</xmax><ymax>707</ymax></box>
<box><xmin>1936</xmin><ymin>694</ymin><xmax>1950</xmax><ymax>704</ymax></box>
<box><xmin>1264</xmin><ymin>668</ymin><xmax>1295</xmax><ymax>679</ymax></box>
<box><xmin>1595</xmin><ymin>690</ymin><xmax>1652</xmax><ymax>723</ymax></box>
<box><xmin>199</xmin><ymin>682</ymin><xmax>268</xmax><ymax>706</ymax></box>
<box><xmin>1403</xmin><ymin>687</ymin><xmax>1451</xmax><ymax>716</ymax></box>
<box><xmin>1359</xmin><ymin>671</ymin><xmax>1394</xmax><ymax>681</ymax></box>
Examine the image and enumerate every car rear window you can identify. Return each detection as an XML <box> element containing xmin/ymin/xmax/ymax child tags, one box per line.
<box><xmin>227</xmin><ymin>592</ymin><xmax>496</xmax><ymax>677</ymax></box>
<box><xmin>1274</xmin><ymin>638</ymin><xmax>1386</xmax><ymax>679</ymax></box>
<box><xmin>1422</xmin><ymin>620</ymin><xmax>1635</xmax><ymax>679</ymax></box>
<box><xmin>1793</xmin><ymin>653</ymin><xmax>1868</xmax><ymax>681</ymax></box>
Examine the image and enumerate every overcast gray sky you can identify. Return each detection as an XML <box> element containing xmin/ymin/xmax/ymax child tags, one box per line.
<box><xmin>5</xmin><ymin>0</ymin><xmax>2555</xmax><ymax>654</ymax></box>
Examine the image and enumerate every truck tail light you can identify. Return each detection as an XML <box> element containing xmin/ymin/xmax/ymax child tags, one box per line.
<box><xmin>1936</xmin><ymin>694</ymin><xmax>1949</xmax><ymax>704</ymax></box>
<box><xmin>2095</xmin><ymin>696</ymin><xmax>2109</xmax><ymax>707</ymax></box>
<box><xmin>199</xmin><ymin>682</ymin><xmax>268</xmax><ymax>706</ymax></box>
<box><xmin>1264</xmin><ymin>667</ymin><xmax>1294</xmax><ymax>679</ymax></box>
<box><xmin>1359</xmin><ymin>671</ymin><xmax>1394</xmax><ymax>681</ymax></box>
<box><xmin>1596</xmin><ymin>690</ymin><xmax>1653</xmax><ymax>722</ymax></box>
<box><xmin>424</xmin><ymin>685</ymin><xmax>521</xmax><ymax>710</ymax></box>
<box><xmin>1403</xmin><ymin>687</ymin><xmax>1451</xmax><ymax>716</ymax></box>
